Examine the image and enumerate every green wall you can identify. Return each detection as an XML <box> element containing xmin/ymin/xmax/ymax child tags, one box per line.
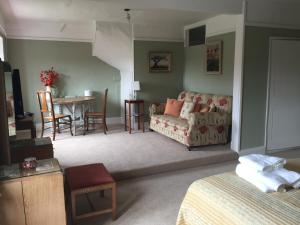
<box><xmin>7</xmin><ymin>39</ymin><xmax>120</xmax><ymax>121</ymax></box>
<box><xmin>241</xmin><ymin>26</ymin><xmax>300</xmax><ymax>150</ymax></box>
<box><xmin>134</xmin><ymin>40</ymin><xmax>184</xmax><ymax>116</ymax></box>
<box><xmin>183</xmin><ymin>32</ymin><xmax>235</xmax><ymax>95</ymax></box>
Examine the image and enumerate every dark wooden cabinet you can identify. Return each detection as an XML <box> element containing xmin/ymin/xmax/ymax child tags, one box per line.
<box><xmin>10</xmin><ymin>137</ymin><xmax>53</xmax><ymax>163</ymax></box>
<box><xmin>16</xmin><ymin>115</ymin><xmax>36</xmax><ymax>138</ymax></box>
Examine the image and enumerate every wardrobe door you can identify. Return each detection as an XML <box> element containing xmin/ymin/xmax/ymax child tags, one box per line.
<box><xmin>267</xmin><ymin>39</ymin><xmax>300</xmax><ymax>150</ymax></box>
<box><xmin>0</xmin><ymin>180</ymin><xmax>26</xmax><ymax>225</ymax></box>
<box><xmin>22</xmin><ymin>172</ymin><xmax>67</xmax><ymax>225</ymax></box>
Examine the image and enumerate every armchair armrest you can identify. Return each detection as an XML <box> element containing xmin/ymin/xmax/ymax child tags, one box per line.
<box><xmin>149</xmin><ymin>103</ymin><xmax>166</xmax><ymax>117</ymax></box>
<box><xmin>188</xmin><ymin>112</ymin><xmax>231</xmax><ymax>127</ymax></box>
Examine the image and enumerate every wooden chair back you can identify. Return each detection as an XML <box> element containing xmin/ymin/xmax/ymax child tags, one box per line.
<box><xmin>37</xmin><ymin>91</ymin><xmax>55</xmax><ymax>121</ymax></box>
<box><xmin>102</xmin><ymin>89</ymin><xmax>108</xmax><ymax>118</ymax></box>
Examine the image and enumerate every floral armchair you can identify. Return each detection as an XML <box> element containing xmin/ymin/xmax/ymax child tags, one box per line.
<box><xmin>149</xmin><ymin>91</ymin><xmax>232</xmax><ymax>150</ymax></box>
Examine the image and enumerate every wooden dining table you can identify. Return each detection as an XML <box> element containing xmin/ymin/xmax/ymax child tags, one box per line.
<box><xmin>53</xmin><ymin>96</ymin><xmax>96</xmax><ymax>135</ymax></box>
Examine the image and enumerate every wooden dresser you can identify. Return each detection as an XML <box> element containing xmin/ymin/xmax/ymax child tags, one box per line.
<box><xmin>0</xmin><ymin>158</ymin><xmax>66</xmax><ymax>225</ymax></box>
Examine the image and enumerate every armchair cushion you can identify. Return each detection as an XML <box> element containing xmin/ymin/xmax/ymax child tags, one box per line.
<box><xmin>149</xmin><ymin>103</ymin><xmax>166</xmax><ymax>116</ymax></box>
<box><xmin>180</xmin><ymin>101</ymin><xmax>195</xmax><ymax>119</ymax></box>
<box><xmin>152</xmin><ymin>114</ymin><xmax>189</xmax><ymax>130</ymax></box>
<box><xmin>164</xmin><ymin>99</ymin><xmax>184</xmax><ymax>117</ymax></box>
<box><xmin>188</xmin><ymin>112</ymin><xmax>231</xmax><ymax>127</ymax></box>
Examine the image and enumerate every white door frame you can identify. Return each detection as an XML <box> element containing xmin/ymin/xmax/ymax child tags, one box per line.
<box><xmin>265</xmin><ymin>37</ymin><xmax>300</xmax><ymax>153</ymax></box>
<box><xmin>230</xmin><ymin>1</ymin><xmax>246</xmax><ymax>152</ymax></box>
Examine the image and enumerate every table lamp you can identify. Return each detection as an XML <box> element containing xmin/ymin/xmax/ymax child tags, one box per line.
<box><xmin>133</xmin><ymin>81</ymin><xmax>140</xmax><ymax>100</ymax></box>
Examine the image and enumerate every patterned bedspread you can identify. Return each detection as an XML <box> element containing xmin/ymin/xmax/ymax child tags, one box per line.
<box><xmin>176</xmin><ymin>172</ymin><xmax>300</xmax><ymax>225</ymax></box>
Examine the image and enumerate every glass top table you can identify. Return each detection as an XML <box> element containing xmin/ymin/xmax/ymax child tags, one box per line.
<box><xmin>0</xmin><ymin>158</ymin><xmax>61</xmax><ymax>182</ymax></box>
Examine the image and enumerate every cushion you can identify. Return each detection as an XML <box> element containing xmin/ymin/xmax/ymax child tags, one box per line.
<box><xmin>65</xmin><ymin>163</ymin><xmax>114</xmax><ymax>190</ymax></box>
<box><xmin>152</xmin><ymin>114</ymin><xmax>189</xmax><ymax>130</ymax></box>
<box><xmin>209</xmin><ymin>103</ymin><xmax>216</xmax><ymax>112</ymax></box>
<box><xmin>180</xmin><ymin>101</ymin><xmax>195</xmax><ymax>119</ymax></box>
<box><xmin>164</xmin><ymin>99</ymin><xmax>184</xmax><ymax>117</ymax></box>
<box><xmin>200</xmin><ymin>104</ymin><xmax>210</xmax><ymax>112</ymax></box>
<box><xmin>193</xmin><ymin>103</ymin><xmax>201</xmax><ymax>112</ymax></box>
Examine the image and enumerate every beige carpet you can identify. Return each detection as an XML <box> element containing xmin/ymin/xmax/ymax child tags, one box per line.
<box><xmin>71</xmin><ymin>161</ymin><xmax>238</xmax><ymax>225</ymax></box>
<box><xmin>49</xmin><ymin>124</ymin><xmax>238</xmax><ymax>180</ymax></box>
<box><xmin>69</xmin><ymin>149</ymin><xmax>300</xmax><ymax>225</ymax></box>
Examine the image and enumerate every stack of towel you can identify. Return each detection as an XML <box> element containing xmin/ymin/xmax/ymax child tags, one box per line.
<box><xmin>236</xmin><ymin>154</ymin><xmax>300</xmax><ymax>193</ymax></box>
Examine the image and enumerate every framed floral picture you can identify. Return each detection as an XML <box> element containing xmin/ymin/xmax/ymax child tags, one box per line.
<box><xmin>149</xmin><ymin>52</ymin><xmax>171</xmax><ymax>73</ymax></box>
<box><xmin>205</xmin><ymin>41</ymin><xmax>222</xmax><ymax>74</ymax></box>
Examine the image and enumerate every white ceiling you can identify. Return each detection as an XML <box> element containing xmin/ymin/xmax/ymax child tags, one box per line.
<box><xmin>1</xmin><ymin>0</ymin><xmax>298</xmax><ymax>27</ymax></box>
<box><xmin>0</xmin><ymin>0</ymin><xmax>242</xmax><ymax>26</ymax></box>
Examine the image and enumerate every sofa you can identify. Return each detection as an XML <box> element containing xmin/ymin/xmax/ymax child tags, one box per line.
<box><xmin>149</xmin><ymin>91</ymin><xmax>232</xmax><ymax>150</ymax></box>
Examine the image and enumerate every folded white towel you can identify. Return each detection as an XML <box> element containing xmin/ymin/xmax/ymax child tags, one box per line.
<box><xmin>236</xmin><ymin>164</ymin><xmax>286</xmax><ymax>193</ymax></box>
<box><xmin>236</xmin><ymin>164</ymin><xmax>273</xmax><ymax>193</ymax></box>
<box><xmin>239</xmin><ymin>154</ymin><xmax>286</xmax><ymax>172</ymax></box>
<box><xmin>268</xmin><ymin>168</ymin><xmax>300</xmax><ymax>189</ymax></box>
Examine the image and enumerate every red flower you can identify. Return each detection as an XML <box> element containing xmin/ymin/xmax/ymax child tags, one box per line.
<box><xmin>184</xmin><ymin>129</ymin><xmax>188</xmax><ymax>136</ymax></box>
<box><xmin>199</xmin><ymin>126</ymin><xmax>208</xmax><ymax>134</ymax></box>
<box><xmin>219</xmin><ymin>98</ymin><xmax>228</xmax><ymax>106</ymax></box>
<box><xmin>195</xmin><ymin>96</ymin><xmax>202</xmax><ymax>102</ymax></box>
<box><xmin>40</xmin><ymin>67</ymin><xmax>59</xmax><ymax>86</ymax></box>
<box><xmin>164</xmin><ymin>122</ymin><xmax>169</xmax><ymax>128</ymax></box>
<box><xmin>217</xmin><ymin>126</ymin><xmax>225</xmax><ymax>133</ymax></box>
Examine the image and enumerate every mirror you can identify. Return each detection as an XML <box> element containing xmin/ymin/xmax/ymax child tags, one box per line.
<box><xmin>4</xmin><ymin>71</ymin><xmax>16</xmax><ymax>136</ymax></box>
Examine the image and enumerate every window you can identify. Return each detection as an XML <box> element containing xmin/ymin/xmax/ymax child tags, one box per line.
<box><xmin>0</xmin><ymin>35</ymin><xmax>4</xmax><ymax>61</ymax></box>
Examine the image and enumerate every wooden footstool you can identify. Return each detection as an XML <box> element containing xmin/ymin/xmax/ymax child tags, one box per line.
<box><xmin>65</xmin><ymin>163</ymin><xmax>117</xmax><ymax>224</ymax></box>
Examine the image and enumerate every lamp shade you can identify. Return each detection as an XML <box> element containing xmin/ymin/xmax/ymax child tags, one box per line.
<box><xmin>84</xmin><ymin>90</ymin><xmax>93</xmax><ymax>96</ymax></box>
<box><xmin>133</xmin><ymin>81</ymin><xmax>140</xmax><ymax>91</ymax></box>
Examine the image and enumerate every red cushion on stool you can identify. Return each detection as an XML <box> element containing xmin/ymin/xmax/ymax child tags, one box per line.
<box><xmin>65</xmin><ymin>163</ymin><xmax>114</xmax><ymax>190</ymax></box>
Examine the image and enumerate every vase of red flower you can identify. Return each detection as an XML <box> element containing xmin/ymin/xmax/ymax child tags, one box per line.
<box><xmin>40</xmin><ymin>67</ymin><xmax>59</xmax><ymax>97</ymax></box>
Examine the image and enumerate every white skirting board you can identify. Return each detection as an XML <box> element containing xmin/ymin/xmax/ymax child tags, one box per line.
<box><xmin>238</xmin><ymin>146</ymin><xmax>266</xmax><ymax>156</ymax></box>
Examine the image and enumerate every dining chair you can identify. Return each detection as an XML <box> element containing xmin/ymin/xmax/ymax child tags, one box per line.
<box><xmin>84</xmin><ymin>88</ymin><xmax>108</xmax><ymax>135</ymax></box>
<box><xmin>37</xmin><ymin>91</ymin><xmax>73</xmax><ymax>140</ymax></box>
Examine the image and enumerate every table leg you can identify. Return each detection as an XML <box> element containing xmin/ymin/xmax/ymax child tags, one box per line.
<box><xmin>58</xmin><ymin>104</ymin><xmax>63</xmax><ymax>115</ymax></box>
<box><xmin>72</xmin><ymin>103</ymin><xmax>76</xmax><ymax>135</ymax></box>
<box><xmin>129</xmin><ymin>103</ymin><xmax>131</xmax><ymax>134</ymax></box>
<box><xmin>141</xmin><ymin>102</ymin><xmax>144</xmax><ymax>132</ymax></box>
<box><xmin>124</xmin><ymin>101</ymin><xmax>127</xmax><ymax>131</ymax></box>
<box><xmin>137</xmin><ymin>103</ymin><xmax>140</xmax><ymax>130</ymax></box>
<box><xmin>81</xmin><ymin>104</ymin><xmax>85</xmax><ymax>120</ymax></box>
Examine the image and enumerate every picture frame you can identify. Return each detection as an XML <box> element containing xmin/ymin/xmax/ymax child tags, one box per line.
<box><xmin>205</xmin><ymin>41</ymin><xmax>222</xmax><ymax>74</ymax></box>
<box><xmin>149</xmin><ymin>52</ymin><xmax>171</xmax><ymax>73</ymax></box>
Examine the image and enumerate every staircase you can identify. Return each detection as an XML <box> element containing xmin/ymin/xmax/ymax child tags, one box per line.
<box><xmin>92</xmin><ymin>21</ymin><xmax>134</xmax><ymax>117</ymax></box>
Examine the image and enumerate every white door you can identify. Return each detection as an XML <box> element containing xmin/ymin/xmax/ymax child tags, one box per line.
<box><xmin>267</xmin><ymin>39</ymin><xmax>300</xmax><ymax>150</ymax></box>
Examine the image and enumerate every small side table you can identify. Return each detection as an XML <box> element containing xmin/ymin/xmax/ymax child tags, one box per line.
<box><xmin>124</xmin><ymin>100</ymin><xmax>145</xmax><ymax>134</ymax></box>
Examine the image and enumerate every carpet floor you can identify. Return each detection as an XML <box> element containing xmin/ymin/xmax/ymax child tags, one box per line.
<box><xmin>71</xmin><ymin>161</ymin><xmax>238</xmax><ymax>225</ymax></box>
<box><xmin>70</xmin><ymin>149</ymin><xmax>300</xmax><ymax>225</ymax></box>
<box><xmin>49</xmin><ymin>124</ymin><xmax>238</xmax><ymax>180</ymax></box>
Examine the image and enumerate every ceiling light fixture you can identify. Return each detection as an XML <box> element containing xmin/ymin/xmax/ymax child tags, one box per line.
<box><xmin>124</xmin><ymin>8</ymin><xmax>131</xmax><ymax>23</ymax></box>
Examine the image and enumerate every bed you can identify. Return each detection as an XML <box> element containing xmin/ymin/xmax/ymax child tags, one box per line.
<box><xmin>176</xmin><ymin>159</ymin><xmax>300</xmax><ymax>225</ymax></box>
